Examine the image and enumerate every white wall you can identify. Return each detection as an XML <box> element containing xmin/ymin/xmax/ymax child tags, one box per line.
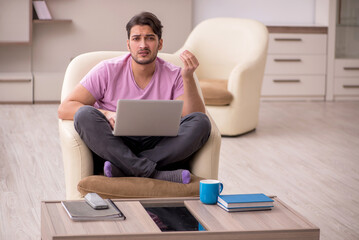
<box><xmin>32</xmin><ymin>0</ymin><xmax>192</xmax><ymax>73</ymax></box>
<box><xmin>29</xmin><ymin>0</ymin><xmax>192</xmax><ymax>101</ymax></box>
<box><xmin>1</xmin><ymin>0</ymin><xmax>332</xmax><ymax>102</ymax></box>
<box><xmin>193</xmin><ymin>0</ymin><xmax>317</xmax><ymax>26</ymax></box>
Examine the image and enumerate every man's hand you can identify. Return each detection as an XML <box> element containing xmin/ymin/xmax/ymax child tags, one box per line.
<box><xmin>179</xmin><ymin>50</ymin><xmax>199</xmax><ymax>81</ymax></box>
<box><xmin>100</xmin><ymin>110</ymin><xmax>116</xmax><ymax>129</ymax></box>
<box><xmin>177</xmin><ymin>50</ymin><xmax>206</xmax><ymax>115</ymax></box>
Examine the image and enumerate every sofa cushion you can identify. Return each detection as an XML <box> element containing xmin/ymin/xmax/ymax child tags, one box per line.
<box><xmin>77</xmin><ymin>175</ymin><xmax>203</xmax><ymax>199</ymax></box>
<box><xmin>199</xmin><ymin>79</ymin><xmax>233</xmax><ymax>106</ymax></box>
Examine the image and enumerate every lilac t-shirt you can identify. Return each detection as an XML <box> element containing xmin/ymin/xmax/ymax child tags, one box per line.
<box><xmin>80</xmin><ymin>54</ymin><xmax>184</xmax><ymax>112</ymax></box>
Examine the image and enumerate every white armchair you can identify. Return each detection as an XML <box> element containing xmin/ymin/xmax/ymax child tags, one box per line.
<box><xmin>177</xmin><ymin>18</ymin><xmax>269</xmax><ymax>136</ymax></box>
<box><xmin>59</xmin><ymin>51</ymin><xmax>221</xmax><ymax>200</ymax></box>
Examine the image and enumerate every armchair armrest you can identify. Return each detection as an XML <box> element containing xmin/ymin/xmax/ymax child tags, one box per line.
<box><xmin>227</xmin><ymin>56</ymin><xmax>267</xmax><ymax>101</ymax></box>
<box><xmin>58</xmin><ymin>119</ymin><xmax>93</xmax><ymax>199</ymax></box>
<box><xmin>190</xmin><ymin>111</ymin><xmax>221</xmax><ymax>179</ymax></box>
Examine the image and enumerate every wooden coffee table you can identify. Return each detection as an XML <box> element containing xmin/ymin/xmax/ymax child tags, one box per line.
<box><xmin>41</xmin><ymin>197</ymin><xmax>319</xmax><ymax>240</ymax></box>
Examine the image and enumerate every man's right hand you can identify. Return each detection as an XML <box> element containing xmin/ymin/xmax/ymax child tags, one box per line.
<box><xmin>100</xmin><ymin>110</ymin><xmax>116</xmax><ymax>129</ymax></box>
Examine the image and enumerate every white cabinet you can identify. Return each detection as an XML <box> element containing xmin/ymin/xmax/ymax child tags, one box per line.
<box><xmin>334</xmin><ymin>59</ymin><xmax>359</xmax><ymax>99</ymax></box>
<box><xmin>0</xmin><ymin>0</ymin><xmax>31</xmax><ymax>43</ymax></box>
<box><xmin>0</xmin><ymin>73</ymin><xmax>33</xmax><ymax>103</ymax></box>
<box><xmin>0</xmin><ymin>0</ymin><xmax>72</xmax><ymax>103</ymax></box>
<box><xmin>33</xmin><ymin>72</ymin><xmax>64</xmax><ymax>102</ymax></box>
<box><xmin>261</xmin><ymin>30</ymin><xmax>328</xmax><ymax>100</ymax></box>
<box><xmin>0</xmin><ymin>0</ymin><xmax>32</xmax><ymax>102</ymax></box>
<box><xmin>0</xmin><ymin>45</ymin><xmax>33</xmax><ymax>103</ymax></box>
<box><xmin>332</xmin><ymin>0</ymin><xmax>359</xmax><ymax>100</ymax></box>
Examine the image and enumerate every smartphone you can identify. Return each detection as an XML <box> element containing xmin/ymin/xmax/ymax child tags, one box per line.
<box><xmin>85</xmin><ymin>193</ymin><xmax>109</xmax><ymax>209</ymax></box>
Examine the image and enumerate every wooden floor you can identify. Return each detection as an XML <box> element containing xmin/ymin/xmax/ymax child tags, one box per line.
<box><xmin>0</xmin><ymin>101</ymin><xmax>358</xmax><ymax>239</ymax></box>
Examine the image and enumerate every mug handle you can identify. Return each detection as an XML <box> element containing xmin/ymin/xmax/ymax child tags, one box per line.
<box><xmin>219</xmin><ymin>183</ymin><xmax>224</xmax><ymax>193</ymax></box>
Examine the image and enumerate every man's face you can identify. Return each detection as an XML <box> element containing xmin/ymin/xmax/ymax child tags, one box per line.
<box><xmin>127</xmin><ymin>25</ymin><xmax>163</xmax><ymax>65</ymax></box>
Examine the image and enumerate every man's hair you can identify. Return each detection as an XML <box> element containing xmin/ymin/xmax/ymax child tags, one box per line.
<box><xmin>126</xmin><ymin>12</ymin><xmax>163</xmax><ymax>40</ymax></box>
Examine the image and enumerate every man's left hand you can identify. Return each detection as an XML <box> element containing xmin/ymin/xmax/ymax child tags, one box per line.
<box><xmin>180</xmin><ymin>50</ymin><xmax>199</xmax><ymax>81</ymax></box>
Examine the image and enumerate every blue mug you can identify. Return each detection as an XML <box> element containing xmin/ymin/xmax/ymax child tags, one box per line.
<box><xmin>200</xmin><ymin>179</ymin><xmax>223</xmax><ymax>205</ymax></box>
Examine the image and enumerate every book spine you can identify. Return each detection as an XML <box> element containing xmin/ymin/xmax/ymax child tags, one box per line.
<box><xmin>33</xmin><ymin>1</ymin><xmax>52</xmax><ymax>20</ymax></box>
<box><xmin>217</xmin><ymin>197</ymin><xmax>229</xmax><ymax>208</ymax></box>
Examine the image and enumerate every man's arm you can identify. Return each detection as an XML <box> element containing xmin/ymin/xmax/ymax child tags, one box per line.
<box><xmin>177</xmin><ymin>50</ymin><xmax>206</xmax><ymax>116</ymax></box>
<box><xmin>58</xmin><ymin>83</ymin><xmax>96</xmax><ymax>120</ymax></box>
<box><xmin>58</xmin><ymin>84</ymin><xmax>117</xmax><ymax>128</ymax></box>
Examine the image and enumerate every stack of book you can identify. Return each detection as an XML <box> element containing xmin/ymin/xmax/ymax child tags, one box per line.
<box><xmin>217</xmin><ymin>193</ymin><xmax>274</xmax><ymax>212</ymax></box>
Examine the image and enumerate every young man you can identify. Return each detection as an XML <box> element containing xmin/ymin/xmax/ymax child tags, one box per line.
<box><xmin>58</xmin><ymin>12</ymin><xmax>211</xmax><ymax>184</ymax></box>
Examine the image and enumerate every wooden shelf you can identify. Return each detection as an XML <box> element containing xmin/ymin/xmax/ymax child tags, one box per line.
<box><xmin>0</xmin><ymin>72</ymin><xmax>33</xmax><ymax>82</ymax></box>
<box><xmin>33</xmin><ymin>19</ymin><xmax>72</xmax><ymax>24</ymax></box>
<box><xmin>266</xmin><ymin>25</ymin><xmax>328</xmax><ymax>34</ymax></box>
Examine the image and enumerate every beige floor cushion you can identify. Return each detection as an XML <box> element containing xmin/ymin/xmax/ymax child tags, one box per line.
<box><xmin>78</xmin><ymin>175</ymin><xmax>203</xmax><ymax>199</ymax></box>
<box><xmin>199</xmin><ymin>79</ymin><xmax>233</xmax><ymax>106</ymax></box>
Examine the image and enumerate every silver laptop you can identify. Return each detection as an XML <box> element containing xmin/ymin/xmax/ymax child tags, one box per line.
<box><xmin>112</xmin><ymin>99</ymin><xmax>183</xmax><ymax>136</ymax></box>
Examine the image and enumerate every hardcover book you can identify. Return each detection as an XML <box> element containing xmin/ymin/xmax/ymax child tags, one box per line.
<box><xmin>217</xmin><ymin>201</ymin><xmax>272</xmax><ymax>212</ymax></box>
<box><xmin>61</xmin><ymin>199</ymin><xmax>125</xmax><ymax>221</ymax></box>
<box><xmin>217</xmin><ymin>193</ymin><xmax>274</xmax><ymax>208</ymax></box>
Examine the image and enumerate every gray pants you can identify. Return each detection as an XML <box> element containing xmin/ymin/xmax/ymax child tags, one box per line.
<box><xmin>74</xmin><ymin>105</ymin><xmax>211</xmax><ymax>177</ymax></box>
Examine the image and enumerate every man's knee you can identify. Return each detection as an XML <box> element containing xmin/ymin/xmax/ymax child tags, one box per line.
<box><xmin>74</xmin><ymin>105</ymin><xmax>92</xmax><ymax>123</ymax></box>
<box><xmin>194</xmin><ymin>112</ymin><xmax>211</xmax><ymax>132</ymax></box>
<box><xmin>74</xmin><ymin>105</ymin><xmax>98</xmax><ymax>132</ymax></box>
<box><xmin>198</xmin><ymin>112</ymin><xmax>211</xmax><ymax>140</ymax></box>
<box><xmin>184</xmin><ymin>112</ymin><xmax>211</xmax><ymax>138</ymax></box>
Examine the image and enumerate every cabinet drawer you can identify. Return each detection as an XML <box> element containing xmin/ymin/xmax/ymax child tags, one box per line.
<box><xmin>268</xmin><ymin>34</ymin><xmax>327</xmax><ymax>54</ymax></box>
<box><xmin>265</xmin><ymin>55</ymin><xmax>327</xmax><ymax>75</ymax></box>
<box><xmin>334</xmin><ymin>78</ymin><xmax>359</xmax><ymax>95</ymax></box>
<box><xmin>335</xmin><ymin>59</ymin><xmax>359</xmax><ymax>77</ymax></box>
<box><xmin>33</xmin><ymin>72</ymin><xmax>63</xmax><ymax>102</ymax></box>
<box><xmin>0</xmin><ymin>79</ymin><xmax>33</xmax><ymax>102</ymax></box>
<box><xmin>261</xmin><ymin>75</ymin><xmax>326</xmax><ymax>96</ymax></box>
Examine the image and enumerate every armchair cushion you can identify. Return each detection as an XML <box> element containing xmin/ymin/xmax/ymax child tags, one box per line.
<box><xmin>77</xmin><ymin>175</ymin><xmax>203</xmax><ymax>199</ymax></box>
<box><xmin>199</xmin><ymin>79</ymin><xmax>233</xmax><ymax>106</ymax></box>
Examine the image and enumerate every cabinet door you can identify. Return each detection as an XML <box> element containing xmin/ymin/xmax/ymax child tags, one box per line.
<box><xmin>262</xmin><ymin>75</ymin><xmax>326</xmax><ymax>96</ymax></box>
<box><xmin>335</xmin><ymin>59</ymin><xmax>359</xmax><ymax>77</ymax></box>
<box><xmin>334</xmin><ymin>59</ymin><xmax>359</xmax><ymax>96</ymax></box>
<box><xmin>0</xmin><ymin>73</ymin><xmax>33</xmax><ymax>103</ymax></box>
<box><xmin>0</xmin><ymin>0</ymin><xmax>31</xmax><ymax>43</ymax></box>
<box><xmin>268</xmin><ymin>34</ymin><xmax>327</xmax><ymax>54</ymax></box>
<box><xmin>265</xmin><ymin>55</ymin><xmax>327</xmax><ymax>75</ymax></box>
